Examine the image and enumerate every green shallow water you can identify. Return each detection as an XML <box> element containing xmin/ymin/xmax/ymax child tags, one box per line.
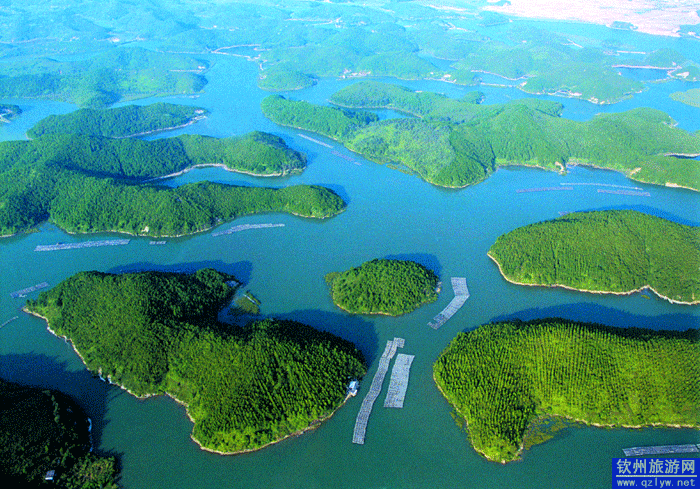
<box><xmin>0</xmin><ymin>48</ymin><xmax>698</xmax><ymax>489</ymax></box>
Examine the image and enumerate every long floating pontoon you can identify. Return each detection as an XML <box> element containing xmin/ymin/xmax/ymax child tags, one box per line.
<box><xmin>35</xmin><ymin>239</ymin><xmax>130</xmax><ymax>252</ymax></box>
<box><xmin>597</xmin><ymin>189</ymin><xmax>651</xmax><ymax>197</ymax></box>
<box><xmin>352</xmin><ymin>337</ymin><xmax>404</xmax><ymax>445</ymax></box>
<box><xmin>428</xmin><ymin>277</ymin><xmax>469</xmax><ymax>330</ymax></box>
<box><xmin>10</xmin><ymin>282</ymin><xmax>49</xmax><ymax>298</ymax></box>
<box><xmin>211</xmin><ymin>223</ymin><xmax>284</xmax><ymax>237</ymax></box>
<box><xmin>517</xmin><ymin>187</ymin><xmax>573</xmax><ymax>193</ymax></box>
<box><xmin>623</xmin><ymin>444</ymin><xmax>700</xmax><ymax>457</ymax></box>
<box><xmin>298</xmin><ymin>133</ymin><xmax>333</xmax><ymax>148</ymax></box>
<box><xmin>384</xmin><ymin>353</ymin><xmax>415</xmax><ymax>409</ymax></box>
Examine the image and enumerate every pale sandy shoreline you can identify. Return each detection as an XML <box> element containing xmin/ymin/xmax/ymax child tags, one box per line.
<box><xmin>486</xmin><ymin>252</ymin><xmax>699</xmax><ymax>305</ymax></box>
<box><xmin>23</xmin><ymin>305</ymin><xmax>355</xmax><ymax>456</ymax></box>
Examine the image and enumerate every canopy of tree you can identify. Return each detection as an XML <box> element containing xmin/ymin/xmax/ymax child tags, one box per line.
<box><xmin>0</xmin><ymin>130</ymin><xmax>346</xmax><ymax>237</ymax></box>
<box><xmin>433</xmin><ymin>320</ymin><xmax>699</xmax><ymax>463</ymax></box>
<box><xmin>488</xmin><ymin>210</ymin><xmax>700</xmax><ymax>304</ymax></box>
<box><xmin>325</xmin><ymin>258</ymin><xmax>439</xmax><ymax>315</ymax></box>
<box><xmin>26</xmin><ymin>269</ymin><xmax>367</xmax><ymax>454</ymax></box>
<box><xmin>0</xmin><ymin>379</ymin><xmax>118</xmax><ymax>488</ymax></box>
<box><xmin>27</xmin><ymin>103</ymin><xmax>209</xmax><ymax>138</ymax></box>
<box><xmin>264</xmin><ymin>82</ymin><xmax>700</xmax><ymax>190</ymax></box>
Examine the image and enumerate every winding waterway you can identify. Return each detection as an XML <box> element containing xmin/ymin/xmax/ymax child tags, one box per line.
<box><xmin>0</xmin><ymin>34</ymin><xmax>698</xmax><ymax>488</ymax></box>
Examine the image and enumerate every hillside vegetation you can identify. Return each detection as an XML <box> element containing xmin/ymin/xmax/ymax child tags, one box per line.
<box><xmin>0</xmin><ymin>379</ymin><xmax>118</xmax><ymax>488</ymax></box>
<box><xmin>264</xmin><ymin>82</ymin><xmax>700</xmax><ymax>190</ymax></box>
<box><xmin>26</xmin><ymin>269</ymin><xmax>366</xmax><ymax>454</ymax></box>
<box><xmin>28</xmin><ymin>103</ymin><xmax>209</xmax><ymax>138</ymax></box>
<box><xmin>326</xmin><ymin>259</ymin><xmax>439</xmax><ymax>315</ymax></box>
<box><xmin>0</xmin><ymin>129</ymin><xmax>345</xmax><ymax>237</ymax></box>
<box><xmin>434</xmin><ymin>320</ymin><xmax>699</xmax><ymax>463</ymax></box>
<box><xmin>488</xmin><ymin>210</ymin><xmax>700</xmax><ymax>304</ymax></box>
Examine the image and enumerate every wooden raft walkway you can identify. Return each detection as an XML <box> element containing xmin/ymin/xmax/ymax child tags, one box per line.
<box><xmin>623</xmin><ymin>444</ymin><xmax>700</xmax><ymax>456</ymax></box>
<box><xmin>352</xmin><ymin>337</ymin><xmax>404</xmax><ymax>445</ymax></box>
<box><xmin>211</xmin><ymin>223</ymin><xmax>284</xmax><ymax>237</ymax></box>
<box><xmin>428</xmin><ymin>277</ymin><xmax>469</xmax><ymax>330</ymax></box>
<box><xmin>35</xmin><ymin>239</ymin><xmax>130</xmax><ymax>252</ymax></box>
<box><xmin>383</xmin><ymin>354</ymin><xmax>415</xmax><ymax>409</ymax></box>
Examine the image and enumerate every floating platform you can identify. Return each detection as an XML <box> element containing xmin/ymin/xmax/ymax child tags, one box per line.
<box><xmin>517</xmin><ymin>186</ymin><xmax>573</xmax><ymax>193</ymax></box>
<box><xmin>211</xmin><ymin>223</ymin><xmax>284</xmax><ymax>237</ymax></box>
<box><xmin>149</xmin><ymin>241</ymin><xmax>166</xmax><ymax>245</ymax></box>
<box><xmin>563</xmin><ymin>182</ymin><xmax>643</xmax><ymax>191</ymax></box>
<box><xmin>623</xmin><ymin>444</ymin><xmax>700</xmax><ymax>457</ymax></box>
<box><xmin>10</xmin><ymin>282</ymin><xmax>49</xmax><ymax>298</ymax></box>
<box><xmin>35</xmin><ymin>239</ymin><xmax>130</xmax><ymax>252</ymax></box>
<box><xmin>597</xmin><ymin>189</ymin><xmax>651</xmax><ymax>197</ymax></box>
<box><xmin>429</xmin><ymin>277</ymin><xmax>469</xmax><ymax>330</ymax></box>
<box><xmin>352</xmin><ymin>337</ymin><xmax>404</xmax><ymax>445</ymax></box>
<box><xmin>384</xmin><ymin>354</ymin><xmax>415</xmax><ymax>409</ymax></box>
<box><xmin>0</xmin><ymin>316</ymin><xmax>18</xmax><ymax>328</ymax></box>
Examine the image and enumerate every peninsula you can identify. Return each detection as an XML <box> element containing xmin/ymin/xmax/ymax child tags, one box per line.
<box><xmin>433</xmin><ymin>319</ymin><xmax>699</xmax><ymax>463</ymax></box>
<box><xmin>325</xmin><ymin>258</ymin><xmax>439</xmax><ymax>316</ymax></box>
<box><xmin>263</xmin><ymin>82</ymin><xmax>700</xmax><ymax>190</ymax></box>
<box><xmin>25</xmin><ymin>269</ymin><xmax>367</xmax><ymax>455</ymax></box>
<box><xmin>488</xmin><ymin>210</ymin><xmax>700</xmax><ymax>304</ymax></box>
<box><xmin>0</xmin><ymin>378</ymin><xmax>118</xmax><ymax>488</ymax></box>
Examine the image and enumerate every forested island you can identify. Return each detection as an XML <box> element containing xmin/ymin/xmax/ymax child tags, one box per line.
<box><xmin>27</xmin><ymin>103</ymin><xmax>209</xmax><ymax>138</ymax></box>
<box><xmin>263</xmin><ymin>82</ymin><xmax>700</xmax><ymax>190</ymax></box>
<box><xmin>0</xmin><ymin>129</ymin><xmax>347</xmax><ymax>237</ymax></box>
<box><xmin>0</xmin><ymin>378</ymin><xmax>118</xmax><ymax>488</ymax></box>
<box><xmin>671</xmin><ymin>88</ymin><xmax>700</xmax><ymax>108</ymax></box>
<box><xmin>25</xmin><ymin>269</ymin><xmax>367</xmax><ymax>454</ymax></box>
<box><xmin>433</xmin><ymin>320</ymin><xmax>699</xmax><ymax>463</ymax></box>
<box><xmin>0</xmin><ymin>103</ymin><xmax>21</xmax><ymax>122</ymax></box>
<box><xmin>488</xmin><ymin>210</ymin><xmax>700</xmax><ymax>304</ymax></box>
<box><xmin>325</xmin><ymin>259</ymin><xmax>439</xmax><ymax>316</ymax></box>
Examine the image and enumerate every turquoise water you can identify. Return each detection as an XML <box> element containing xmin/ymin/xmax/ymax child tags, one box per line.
<box><xmin>1</xmin><ymin>43</ymin><xmax>698</xmax><ymax>488</ymax></box>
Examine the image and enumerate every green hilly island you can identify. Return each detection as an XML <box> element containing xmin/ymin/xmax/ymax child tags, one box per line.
<box><xmin>25</xmin><ymin>269</ymin><xmax>366</xmax><ymax>454</ymax></box>
<box><xmin>0</xmin><ymin>379</ymin><xmax>118</xmax><ymax>488</ymax></box>
<box><xmin>326</xmin><ymin>259</ymin><xmax>439</xmax><ymax>315</ymax></box>
<box><xmin>488</xmin><ymin>210</ymin><xmax>700</xmax><ymax>304</ymax></box>
<box><xmin>262</xmin><ymin>82</ymin><xmax>700</xmax><ymax>190</ymax></box>
<box><xmin>27</xmin><ymin>103</ymin><xmax>209</xmax><ymax>139</ymax></box>
<box><xmin>0</xmin><ymin>126</ymin><xmax>349</xmax><ymax>237</ymax></box>
<box><xmin>434</xmin><ymin>320</ymin><xmax>699</xmax><ymax>463</ymax></box>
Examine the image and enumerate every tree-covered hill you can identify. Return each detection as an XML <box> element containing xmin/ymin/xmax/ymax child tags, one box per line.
<box><xmin>434</xmin><ymin>320</ymin><xmax>699</xmax><ymax>463</ymax></box>
<box><xmin>0</xmin><ymin>130</ymin><xmax>344</xmax><ymax>237</ymax></box>
<box><xmin>27</xmin><ymin>103</ymin><xmax>209</xmax><ymax>138</ymax></box>
<box><xmin>0</xmin><ymin>379</ymin><xmax>118</xmax><ymax>488</ymax></box>
<box><xmin>0</xmin><ymin>47</ymin><xmax>207</xmax><ymax>108</ymax></box>
<box><xmin>26</xmin><ymin>269</ymin><xmax>367</xmax><ymax>454</ymax></box>
<box><xmin>488</xmin><ymin>210</ymin><xmax>700</xmax><ymax>304</ymax></box>
<box><xmin>325</xmin><ymin>258</ymin><xmax>439</xmax><ymax>316</ymax></box>
<box><xmin>264</xmin><ymin>82</ymin><xmax>700</xmax><ymax>190</ymax></box>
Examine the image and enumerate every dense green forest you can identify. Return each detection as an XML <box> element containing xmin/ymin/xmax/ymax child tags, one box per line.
<box><xmin>26</xmin><ymin>269</ymin><xmax>366</xmax><ymax>454</ymax></box>
<box><xmin>258</xmin><ymin>68</ymin><xmax>317</xmax><ymax>92</ymax></box>
<box><xmin>488</xmin><ymin>210</ymin><xmax>700</xmax><ymax>304</ymax></box>
<box><xmin>0</xmin><ymin>129</ymin><xmax>341</xmax><ymax>237</ymax></box>
<box><xmin>2</xmin><ymin>1</ymin><xmax>698</xmax><ymax>107</ymax></box>
<box><xmin>0</xmin><ymin>47</ymin><xmax>207</xmax><ymax>107</ymax></box>
<box><xmin>0</xmin><ymin>379</ymin><xmax>118</xmax><ymax>488</ymax></box>
<box><xmin>433</xmin><ymin>320</ymin><xmax>699</xmax><ymax>463</ymax></box>
<box><xmin>264</xmin><ymin>82</ymin><xmax>700</xmax><ymax>190</ymax></box>
<box><xmin>671</xmin><ymin>88</ymin><xmax>700</xmax><ymax>107</ymax></box>
<box><xmin>27</xmin><ymin>103</ymin><xmax>209</xmax><ymax>138</ymax></box>
<box><xmin>325</xmin><ymin>259</ymin><xmax>439</xmax><ymax>316</ymax></box>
